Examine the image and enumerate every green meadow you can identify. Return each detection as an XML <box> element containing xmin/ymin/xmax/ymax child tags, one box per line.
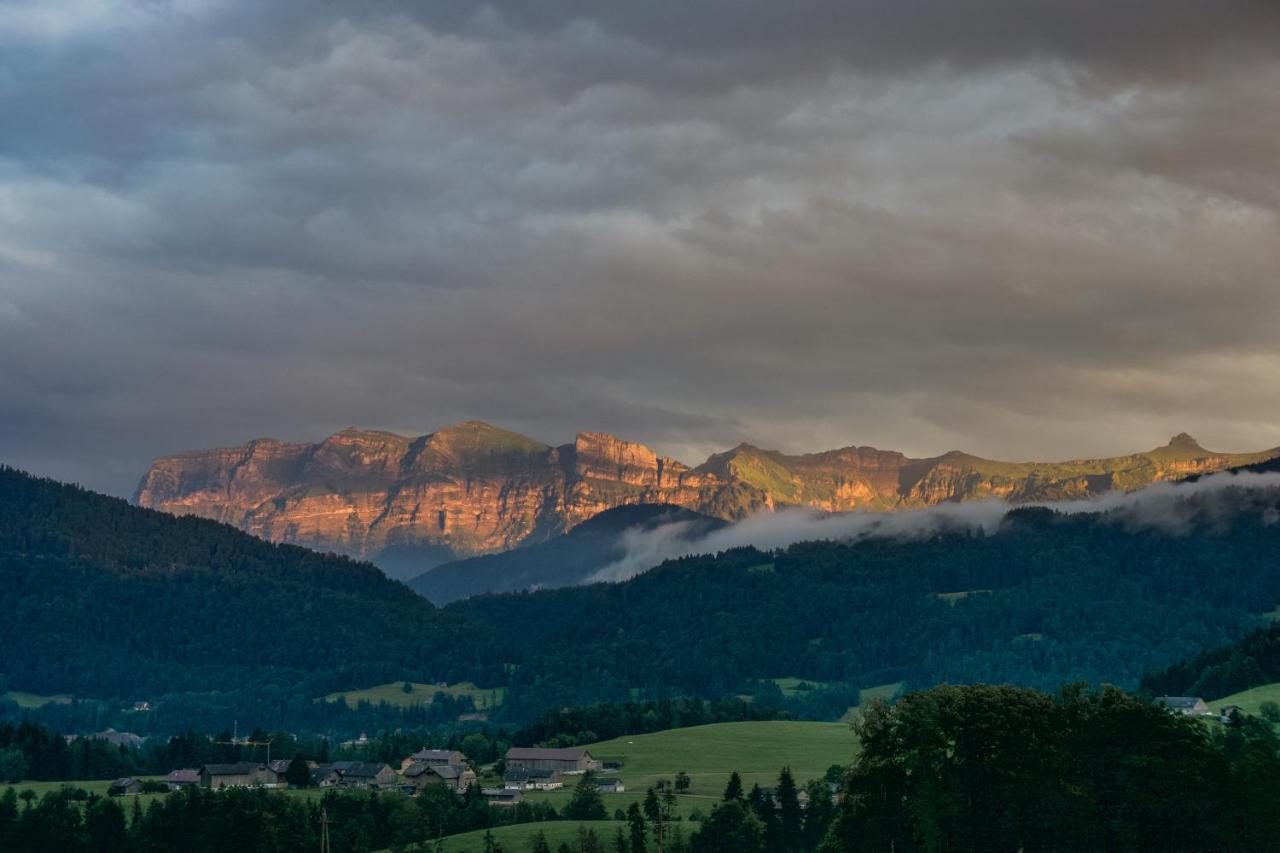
<box><xmin>320</xmin><ymin>681</ymin><xmax>505</xmax><ymax>711</ymax></box>
<box><xmin>519</xmin><ymin>720</ymin><xmax>855</xmax><ymax>819</ymax></box>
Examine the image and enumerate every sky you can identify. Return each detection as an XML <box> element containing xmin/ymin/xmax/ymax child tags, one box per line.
<box><xmin>2</xmin><ymin>1</ymin><xmax>1280</xmax><ymax>497</ymax></box>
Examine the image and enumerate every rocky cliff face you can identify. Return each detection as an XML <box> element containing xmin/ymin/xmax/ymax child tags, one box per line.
<box><xmin>135</xmin><ymin>423</ymin><xmax>1279</xmax><ymax>575</ymax></box>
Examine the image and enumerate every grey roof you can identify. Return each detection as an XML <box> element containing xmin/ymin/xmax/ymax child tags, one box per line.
<box><xmin>410</xmin><ymin>749</ymin><xmax>465</xmax><ymax>763</ymax></box>
<box><xmin>339</xmin><ymin>762</ymin><xmax>391</xmax><ymax>779</ymax></box>
<box><xmin>165</xmin><ymin>769</ymin><xmax>200</xmax><ymax>783</ymax></box>
<box><xmin>202</xmin><ymin>763</ymin><xmax>266</xmax><ymax>776</ymax></box>
<box><xmin>1156</xmin><ymin>696</ymin><xmax>1204</xmax><ymax>709</ymax></box>
<box><xmin>505</xmin><ymin>767</ymin><xmax>559</xmax><ymax>781</ymax></box>
<box><xmin>482</xmin><ymin>788</ymin><xmax>521</xmax><ymax>799</ymax></box>
<box><xmin>110</xmin><ymin>777</ymin><xmax>139</xmax><ymax>787</ymax></box>
<box><xmin>506</xmin><ymin>747</ymin><xmax>592</xmax><ymax>761</ymax></box>
<box><xmin>405</xmin><ymin>762</ymin><xmax>464</xmax><ymax>780</ymax></box>
<box><xmin>89</xmin><ymin>729</ymin><xmax>144</xmax><ymax>748</ymax></box>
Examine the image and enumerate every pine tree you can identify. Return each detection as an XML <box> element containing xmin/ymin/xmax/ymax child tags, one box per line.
<box><xmin>627</xmin><ymin>801</ymin><xmax>647</xmax><ymax>853</ymax></box>
<box><xmin>483</xmin><ymin>828</ymin><xmax>505</xmax><ymax>853</ymax></box>
<box><xmin>286</xmin><ymin>753</ymin><xmax>312</xmax><ymax>788</ymax></box>
<box><xmin>529</xmin><ymin>829</ymin><xmax>552</xmax><ymax>853</ymax></box>
<box><xmin>722</xmin><ymin>772</ymin><xmax>743</xmax><ymax>802</ymax></box>
<box><xmin>776</xmin><ymin>768</ymin><xmax>802</xmax><ymax>852</ymax></box>
<box><xmin>565</xmin><ymin>772</ymin><xmax>607</xmax><ymax>821</ymax></box>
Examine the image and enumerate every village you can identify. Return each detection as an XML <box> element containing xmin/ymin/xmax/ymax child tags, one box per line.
<box><xmin>105</xmin><ymin>744</ymin><xmax>617</xmax><ymax>806</ymax></box>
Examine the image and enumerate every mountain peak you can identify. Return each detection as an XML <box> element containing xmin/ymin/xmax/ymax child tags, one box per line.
<box><xmin>1166</xmin><ymin>432</ymin><xmax>1204</xmax><ymax>451</ymax></box>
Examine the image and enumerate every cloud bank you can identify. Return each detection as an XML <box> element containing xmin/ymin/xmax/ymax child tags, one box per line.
<box><xmin>589</xmin><ymin>470</ymin><xmax>1280</xmax><ymax>582</ymax></box>
<box><xmin>2</xmin><ymin>2</ymin><xmax>1280</xmax><ymax>494</ymax></box>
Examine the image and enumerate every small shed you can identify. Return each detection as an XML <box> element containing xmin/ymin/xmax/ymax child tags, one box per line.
<box><xmin>108</xmin><ymin>777</ymin><xmax>143</xmax><ymax>797</ymax></box>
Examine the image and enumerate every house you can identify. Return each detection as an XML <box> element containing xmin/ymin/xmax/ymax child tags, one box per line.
<box><xmin>400</xmin><ymin>749</ymin><xmax>467</xmax><ymax>772</ymax></box>
<box><xmin>200</xmin><ymin>763</ymin><xmax>275</xmax><ymax>789</ymax></box>
<box><xmin>1220</xmin><ymin>704</ymin><xmax>1246</xmax><ymax>722</ymax></box>
<box><xmin>404</xmin><ymin>761</ymin><xmax>476</xmax><ymax>794</ymax></box>
<box><xmin>334</xmin><ymin>762</ymin><xmax>397</xmax><ymax>790</ymax></box>
<box><xmin>503</xmin><ymin>767</ymin><xmax>564</xmax><ymax>791</ymax></box>
<box><xmin>81</xmin><ymin>729</ymin><xmax>144</xmax><ymax>749</ymax></box>
<box><xmin>594</xmin><ymin>777</ymin><xmax>625</xmax><ymax>794</ymax></box>
<box><xmin>108</xmin><ymin>777</ymin><xmax>143</xmax><ymax>797</ymax></box>
<box><xmin>1156</xmin><ymin>696</ymin><xmax>1212</xmax><ymax>716</ymax></box>
<box><xmin>312</xmin><ymin>765</ymin><xmax>341</xmax><ymax>787</ymax></box>
<box><xmin>505</xmin><ymin>747</ymin><xmax>598</xmax><ymax>774</ymax></box>
<box><xmin>131</xmin><ymin>701</ymin><xmax>151</xmax><ymax>712</ymax></box>
<box><xmin>267</xmin><ymin>759</ymin><xmax>292</xmax><ymax>786</ymax></box>
<box><xmin>164</xmin><ymin>769</ymin><xmax>200</xmax><ymax>790</ymax></box>
<box><xmin>481</xmin><ymin>787</ymin><xmax>523</xmax><ymax>807</ymax></box>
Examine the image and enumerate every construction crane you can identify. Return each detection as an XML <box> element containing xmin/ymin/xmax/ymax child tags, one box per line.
<box><xmin>213</xmin><ymin>721</ymin><xmax>274</xmax><ymax>764</ymax></box>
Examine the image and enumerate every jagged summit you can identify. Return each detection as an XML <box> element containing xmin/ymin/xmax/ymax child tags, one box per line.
<box><xmin>134</xmin><ymin>424</ymin><xmax>1280</xmax><ymax>575</ymax></box>
<box><xmin>1166</xmin><ymin>432</ymin><xmax>1204</xmax><ymax>451</ymax></box>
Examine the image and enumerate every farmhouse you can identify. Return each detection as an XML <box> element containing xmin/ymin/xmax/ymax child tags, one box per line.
<box><xmin>404</xmin><ymin>761</ymin><xmax>476</xmax><ymax>794</ymax></box>
<box><xmin>503</xmin><ymin>767</ymin><xmax>564</xmax><ymax>791</ymax></box>
<box><xmin>1156</xmin><ymin>696</ymin><xmax>1211</xmax><ymax>716</ymax></box>
<box><xmin>164</xmin><ymin>769</ymin><xmax>200</xmax><ymax>790</ymax></box>
<box><xmin>108</xmin><ymin>777</ymin><xmax>142</xmax><ymax>796</ymax></box>
<box><xmin>76</xmin><ymin>728</ymin><xmax>144</xmax><ymax>749</ymax></box>
<box><xmin>334</xmin><ymin>762</ymin><xmax>397</xmax><ymax>790</ymax></box>
<box><xmin>200</xmin><ymin>763</ymin><xmax>275</xmax><ymax>789</ymax></box>
<box><xmin>481</xmin><ymin>787</ymin><xmax>523</xmax><ymax>806</ymax></box>
<box><xmin>400</xmin><ymin>748</ymin><xmax>467</xmax><ymax>772</ymax></box>
<box><xmin>505</xmin><ymin>746</ymin><xmax>598</xmax><ymax>774</ymax></box>
<box><xmin>594</xmin><ymin>777</ymin><xmax>625</xmax><ymax>794</ymax></box>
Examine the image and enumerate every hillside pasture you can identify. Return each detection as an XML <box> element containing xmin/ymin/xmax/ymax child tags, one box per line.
<box><xmin>321</xmin><ymin>681</ymin><xmax>505</xmax><ymax>711</ymax></box>
<box><xmin>400</xmin><ymin>821</ymin><xmax>621</xmax><ymax>852</ymax></box>
<box><xmin>1208</xmin><ymin>682</ymin><xmax>1280</xmax><ymax>718</ymax></box>
<box><xmin>3</xmin><ymin>689</ymin><xmax>73</xmax><ymax>708</ymax></box>
<box><xmin>521</xmin><ymin>720</ymin><xmax>854</xmax><ymax>819</ymax></box>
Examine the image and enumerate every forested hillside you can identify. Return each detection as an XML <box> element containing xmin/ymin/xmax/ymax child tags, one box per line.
<box><xmin>6</xmin><ymin>463</ymin><xmax>1280</xmax><ymax>734</ymax></box>
<box><xmin>456</xmin><ymin>494</ymin><xmax>1280</xmax><ymax>712</ymax></box>
<box><xmin>0</xmin><ymin>466</ymin><xmax>481</xmax><ymax>697</ymax></box>
<box><xmin>410</xmin><ymin>504</ymin><xmax>725</xmax><ymax>603</ymax></box>
<box><xmin>1142</xmin><ymin>624</ymin><xmax>1280</xmax><ymax>699</ymax></box>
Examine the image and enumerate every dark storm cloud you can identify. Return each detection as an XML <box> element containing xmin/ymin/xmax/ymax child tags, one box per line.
<box><xmin>2</xmin><ymin>1</ymin><xmax>1280</xmax><ymax>496</ymax></box>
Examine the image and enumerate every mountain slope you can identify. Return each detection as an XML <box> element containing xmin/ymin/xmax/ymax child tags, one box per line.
<box><xmin>408</xmin><ymin>504</ymin><xmax>726</xmax><ymax>604</ymax></box>
<box><xmin>135</xmin><ymin>423</ymin><xmax>1280</xmax><ymax>575</ymax></box>
<box><xmin>0</xmin><ymin>465</ymin><xmax>462</xmax><ymax>697</ymax></box>
<box><xmin>453</xmin><ymin>480</ymin><xmax>1280</xmax><ymax>713</ymax></box>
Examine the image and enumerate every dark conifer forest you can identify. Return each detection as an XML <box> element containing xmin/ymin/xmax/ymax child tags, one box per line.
<box><xmin>4</xmin><ymin>465</ymin><xmax>1280</xmax><ymax>730</ymax></box>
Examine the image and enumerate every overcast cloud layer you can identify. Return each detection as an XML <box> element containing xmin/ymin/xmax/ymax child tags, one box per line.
<box><xmin>3</xmin><ymin>1</ymin><xmax>1280</xmax><ymax>495</ymax></box>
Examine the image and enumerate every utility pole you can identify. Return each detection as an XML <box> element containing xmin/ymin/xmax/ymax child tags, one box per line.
<box><xmin>319</xmin><ymin>808</ymin><xmax>332</xmax><ymax>853</ymax></box>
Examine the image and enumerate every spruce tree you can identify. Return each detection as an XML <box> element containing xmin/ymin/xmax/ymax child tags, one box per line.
<box><xmin>627</xmin><ymin>801</ymin><xmax>647</xmax><ymax>853</ymax></box>
<box><xmin>776</xmin><ymin>768</ymin><xmax>802</xmax><ymax>852</ymax></box>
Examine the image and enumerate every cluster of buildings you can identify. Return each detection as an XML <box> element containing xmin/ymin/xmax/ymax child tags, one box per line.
<box><xmin>1155</xmin><ymin>695</ymin><xmax>1244</xmax><ymax>722</ymax></box>
<box><xmin>115</xmin><ymin>744</ymin><xmax>624</xmax><ymax>806</ymax></box>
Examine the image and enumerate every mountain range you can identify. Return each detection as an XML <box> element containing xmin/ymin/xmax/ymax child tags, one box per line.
<box><xmin>134</xmin><ymin>421</ymin><xmax>1279</xmax><ymax>577</ymax></box>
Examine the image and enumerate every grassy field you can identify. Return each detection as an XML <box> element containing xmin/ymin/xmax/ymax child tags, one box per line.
<box><xmin>1208</xmin><ymin>682</ymin><xmax>1280</xmax><ymax>717</ymax></box>
<box><xmin>3</xmin><ymin>690</ymin><xmax>73</xmax><ymax>708</ymax></box>
<box><xmin>935</xmin><ymin>589</ymin><xmax>992</xmax><ymax>605</ymax></box>
<box><xmin>0</xmin><ymin>779</ymin><xmax>332</xmax><ymax>827</ymax></box>
<box><xmin>321</xmin><ymin>681</ymin><xmax>505</xmax><ymax>711</ymax></box>
<box><xmin>839</xmin><ymin>681</ymin><xmax>904</xmax><ymax>723</ymax></box>
<box><xmin>520</xmin><ymin>720</ymin><xmax>855</xmax><ymax>819</ymax></box>
<box><xmin>399</xmin><ymin>821</ymin><xmax>621</xmax><ymax>852</ymax></box>
<box><xmin>771</xmin><ymin>677</ymin><xmax>832</xmax><ymax>697</ymax></box>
